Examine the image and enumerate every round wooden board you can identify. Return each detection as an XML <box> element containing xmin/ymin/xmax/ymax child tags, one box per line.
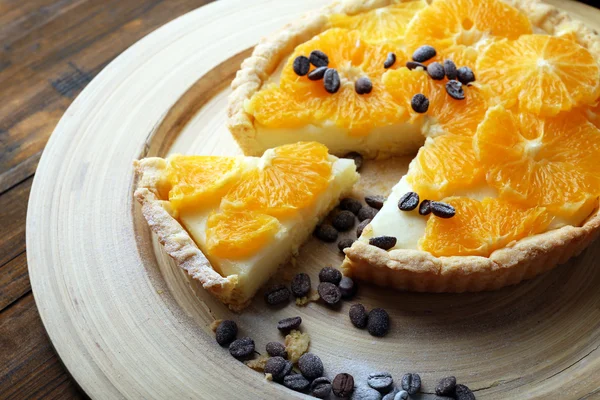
<box><xmin>26</xmin><ymin>0</ymin><xmax>600</xmax><ymax>399</ymax></box>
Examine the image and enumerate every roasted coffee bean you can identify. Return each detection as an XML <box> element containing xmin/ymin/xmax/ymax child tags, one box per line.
<box><xmin>398</xmin><ymin>191</ymin><xmax>420</xmax><ymax>211</ymax></box>
<box><xmin>284</xmin><ymin>374</ymin><xmax>310</xmax><ymax>391</ymax></box>
<box><xmin>310</xmin><ymin>50</ymin><xmax>329</xmax><ymax>67</ymax></box>
<box><xmin>411</xmin><ymin>93</ymin><xmax>429</xmax><ymax>113</ymax></box>
<box><xmin>457</xmin><ymin>66</ymin><xmax>475</xmax><ymax>85</ymax></box>
<box><xmin>324</xmin><ymin>68</ymin><xmax>341</xmax><ymax>94</ymax></box>
<box><xmin>298</xmin><ymin>353</ymin><xmax>324</xmax><ymax>380</ymax></box>
<box><xmin>357</xmin><ymin>219</ymin><xmax>371</xmax><ymax>237</ymax></box>
<box><xmin>340</xmin><ymin>198</ymin><xmax>363</xmax><ymax>215</ymax></box>
<box><xmin>338</xmin><ymin>239</ymin><xmax>355</xmax><ymax>253</ymax></box>
<box><xmin>394</xmin><ymin>391</ymin><xmax>409</xmax><ymax>400</ymax></box>
<box><xmin>382</xmin><ymin>388</ymin><xmax>399</xmax><ymax>400</ymax></box>
<box><xmin>315</xmin><ymin>224</ymin><xmax>339</xmax><ymax>242</ymax></box>
<box><xmin>277</xmin><ymin>316</ymin><xmax>302</xmax><ymax>332</ymax></box>
<box><xmin>339</xmin><ymin>276</ymin><xmax>356</xmax><ymax>299</ymax></box>
<box><xmin>401</xmin><ymin>373</ymin><xmax>421</xmax><ymax>395</ymax></box>
<box><xmin>311</xmin><ymin>377</ymin><xmax>332</xmax><ymax>398</ymax></box>
<box><xmin>406</xmin><ymin>61</ymin><xmax>427</xmax><ymax>70</ymax></box>
<box><xmin>266</xmin><ymin>341</ymin><xmax>288</xmax><ymax>358</ymax></box>
<box><xmin>344</xmin><ymin>152</ymin><xmax>363</xmax><ymax>170</ymax></box>
<box><xmin>435</xmin><ymin>376</ymin><xmax>456</xmax><ymax>396</ymax></box>
<box><xmin>333</xmin><ymin>373</ymin><xmax>355</xmax><ymax>398</ymax></box>
<box><xmin>455</xmin><ymin>384</ymin><xmax>476</xmax><ymax>400</ymax></box>
<box><xmin>215</xmin><ymin>320</ymin><xmax>238</xmax><ymax>346</ymax></box>
<box><xmin>358</xmin><ymin>206</ymin><xmax>378</xmax><ymax>222</ymax></box>
<box><xmin>318</xmin><ymin>282</ymin><xmax>342</xmax><ymax>305</ymax></box>
<box><xmin>308</xmin><ymin>66</ymin><xmax>328</xmax><ymax>81</ymax></box>
<box><xmin>427</xmin><ymin>62</ymin><xmax>445</xmax><ymax>80</ymax></box>
<box><xmin>367</xmin><ymin>372</ymin><xmax>394</xmax><ymax>391</ymax></box>
<box><xmin>349</xmin><ymin>303</ymin><xmax>368</xmax><ymax>328</ymax></box>
<box><xmin>333</xmin><ymin>210</ymin><xmax>356</xmax><ymax>231</ymax></box>
<box><xmin>384</xmin><ymin>52</ymin><xmax>396</xmax><ymax>69</ymax></box>
<box><xmin>444</xmin><ymin>59</ymin><xmax>458</xmax><ymax>80</ymax></box>
<box><xmin>365</xmin><ymin>195</ymin><xmax>386</xmax><ymax>210</ymax></box>
<box><xmin>368</xmin><ymin>308</ymin><xmax>390</xmax><ymax>337</ymax></box>
<box><xmin>293</xmin><ymin>56</ymin><xmax>310</xmax><ymax>76</ymax></box>
<box><xmin>431</xmin><ymin>201</ymin><xmax>456</xmax><ymax>218</ymax></box>
<box><xmin>352</xmin><ymin>386</ymin><xmax>383</xmax><ymax>400</ymax></box>
<box><xmin>229</xmin><ymin>337</ymin><xmax>255</xmax><ymax>359</ymax></box>
<box><xmin>419</xmin><ymin>199</ymin><xmax>432</xmax><ymax>215</ymax></box>
<box><xmin>319</xmin><ymin>266</ymin><xmax>343</xmax><ymax>284</ymax></box>
<box><xmin>369</xmin><ymin>236</ymin><xmax>397</xmax><ymax>250</ymax></box>
<box><xmin>291</xmin><ymin>273</ymin><xmax>311</xmax><ymax>298</ymax></box>
<box><xmin>356</xmin><ymin>76</ymin><xmax>373</xmax><ymax>95</ymax></box>
<box><xmin>264</xmin><ymin>284</ymin><xmax>290</xmax><ymax>305</ymax></box>
<box><xmin>445</xmin><ymin>80</ymin><xmax>465</xmax><ymax>100</ymax></box>
<box><xmin>412</xmin><ymin>45</ymin><xmax>437</xmax><ymax>62</ymax></box>
<box><xmin>265</xmin><ymin>356</ymin><xmax>292</xmax><ymax>381</ymax></box>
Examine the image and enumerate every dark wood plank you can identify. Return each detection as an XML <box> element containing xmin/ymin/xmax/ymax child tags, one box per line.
<box><xmin>0</xmin><ymin>177</ymin><xmax>30</xmax><ymax>267</ymax></box>
<box><xmin>0</xmin><ymin>252</ymin><xmax>29</xmax><ymax>311</ymax></box>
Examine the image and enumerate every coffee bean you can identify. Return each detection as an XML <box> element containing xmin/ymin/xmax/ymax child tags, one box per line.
<box><xmin>310</xmin><ymin>50</ymin><xmax>329</xmax><ymax>67</ymax></box>
<box><xmin>333</xmin><ymin>210</ymin><xmax>356</xmax><ymax>231</ymax></box>
<box><xmin>298</xmin><ymin>353</ymin><xmax>324</xmax><ymax>380</ymax></box>
<box><xmin>284</xmin><ymin>374</ymin><xmax>310</xmax><ymax>391</ymax></box>
<box><xmin>445</xmin><ymin>80</ymin><xmax>465</xmax><ymax>100</ymax></box>
<box><xmin>339</xmin><ymin>276</ymin><xmax>356</xmax><ymax>298</ymax></box>
<box><xmin>358</xmin><ymin>206</ymin><xmax>378</xmax><ymax>221</ymax></box>
<box><xmin>444</xmin><ymin>59</ymin><xmax>458</xmax><ymax>80</ymax></box>
<box><xmin>411</xmin><ymin>93</ymin><xmax>429</xmax><ymax>113</ymax></box>
<box><xmin>308</xmin><ymin>66</ymin><xmax>328</xmax><ymax>81</ymax></box>
<box><xmin>324</xmin><ymin>68</ymin><xmax>341</xmax><ymax>94</ymax></box>
<box><xmin>277</xmin><ymin>316</ymin><xmax>302</xmax><ymax>332</ymax></box>
<box><xmin>291</xmin><ymin>273</ymin><xmax>311</xmax><ymax>298</ymax></box>
<box><xmin>265</xmin><ymin>356</ymin><xmax>292</xmax><ymax>381</ymax></box>
<box><xmin>365</xmin><ymin>195</ymin><xmax>386</xmax><ymax>210</ymax></box>
<box><xmin>413</xmin><ymin>45</ymin><xmax>437</xmax><ymax>62</ymax></box>
<box><xmin>352</xmin><ymin>386</ymin><xmax>383</xmax><ymax>400</ymax></box>
<box><xmin>398</xmin><ymin>191</ymin><xmax>420</xmax><ymax>211</ymax></box>
<box><xmin>264</xmin><ymin>284</ymin><xmax>290</xmax><ymax>305</ymax></box>
<box><xmin>333</xmin><ymin>373</ymin><xmax>355</xmax><ymax>398</ymax></box>
<box><xmin>340</xmin><ymin>198</ymin><xmax>363</xmax><ymax>215</ymax></box>
<box><xmin>266</xmin><ymin>341</ymin><xmax>287</xmax><ymax>358</ymax></box>
<box><xmin>293</xmin><ymin>56</ymin><xmax>310</xmax><ymax>76</ymax></box>
<box><xmin>349</xmin><ymin>303</ymin><xmax>368</xmax><ymax>328</ymax></box>
<box><xmin>427</xmin><ymin>62</ymin><xmax>445</xmax><ymax>80</ymax></box>
<box><xmin>338</xmin><ymin>239</ymin><xmax>355</xmax><ymax>252</ymax></box>
<box><xmin>457</xmin><ymin>66</ymin><xmax>475</xmax><ymax>85</ymax></box>
<box><xmin>215</xmin><ymin>320</ymin><xmax>237</xmax><ymax>346</ymax></box>
<box><xmin>344</xmin><ymin>152</ymin><xmax>363</xmax><ymax>170</ymax></box>
<box><xmin>315</xmin><ymin>224</ymin><xmax>338</xmax><ymax>242</ymax></box>
<box><xmin>357</xmin><ymin>219</ymin><xmax>371</xmax><ymax>237</ymax></box>
<box><xmin>367</xmin><ymin>372</ymin><xmax>394</xmax><ymax>391</ymax></box>
<box><xmin>319</xmin><ymin>266</ymin><xmax>343</xmax><ymax>284</ymax></box>
<box><xmin>311</xmin><ymin>377</ymin><xmax>332</xmax><ymax>398</ymax></box>
<box><xmin>384</xmin><ymin>52</ymin><xmax>396</xmax><ymax>69</ymax></box>
<box><xmin>355</xmin><ymin>76</ymin><xmax>373</xmax><ymax>95</ymax></box>
<box><xmin>394</xmin><ymin>391</ymin><xmax>409</xmax><ymax>400</ymax></box>
<box><xmin>431</xmin><ymin>201</ymin><xmax>456</xmax><ymax>218</ymax></box>
<box><xmin>382</xmin><ymin>388</ymin><xmax>399</xmax><ymax>400</ymax></box>
<box><xmin>455</xmin><ymin>384</ymin><xmax>476</xmax><ymax>400</ymax></box>
<box><xmin>401</xmin><ymin>373</ymin><xmax>421</xmax><ymax>395</ymax></box>
<box><xmin>419</xmin><ymin>200</ymin><xmax>432</xmax><ymax>215</ymax></box>
<box><xmin>368</xmin><ymin>308</ymin><xmax>390</xmax><ymax>337</ymax></box>
<box><xmin>369</xmin><ymin>236</ymin><xmax>397</xmax><ymax>250</ymax></box>
<box><xmin>229</xmin><ymin>337</ymin><xmax>255</xmax><ymax>359</ymax></box>
<box><xmin>435</xmin><ymin>376</ymin><xmax>456</xmax><ymax>396</ymax></box>
<box><xmin>406</xmin><ymin>61</ymin><xmax>427</xmax><ymax>70</ymax></box>
<box><xmin>318</xmin><ymin>282</ymin><xmax>342</xmax><ymax>305</ymax></box>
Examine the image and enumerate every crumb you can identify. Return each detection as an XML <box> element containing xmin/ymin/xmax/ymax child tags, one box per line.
<box><xmin>285</xmin><ymin>330</ymin><xmax>310</xmax><ymax>364</ymax></box>
<box><xmin>295</xmin><ymin>290</ymin><xmax>320</xmax><ymax>306</ymax></box>
<box><xmin>245</xmin><ymin>354</ymin><xmax>270</xmax><ymax>371</ymax></box>
<box><xmin>156</xmin><ymin>290</ymin><xmax>163</xmax><ymax>294</ymax></box>
<box><xmin>265</xmin><ymin>373</ymin><xmax>273</xmax><ymax>381</ymax></box>
<box><xmin>209</xmin><ymin>319</ymin><xmax>223</xmax><ymax>333</ymax></box>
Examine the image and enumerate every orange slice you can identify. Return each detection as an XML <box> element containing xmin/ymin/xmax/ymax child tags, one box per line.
<box><xmin>246</xmin><ymin>85</ymin><xmax>316</xmax><ymax>129</ymax></box>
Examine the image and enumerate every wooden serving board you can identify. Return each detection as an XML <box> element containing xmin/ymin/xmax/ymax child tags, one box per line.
<box><xmin>26</xmin><ymin>0</ymin><xmax>600</xmax><ymax>398</ymax></box>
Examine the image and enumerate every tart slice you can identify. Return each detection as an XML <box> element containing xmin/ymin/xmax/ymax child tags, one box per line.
<box><xmin>134</xmin><ymin>142</ymin><xmax>358</xmax><ymax>310</ymax></box>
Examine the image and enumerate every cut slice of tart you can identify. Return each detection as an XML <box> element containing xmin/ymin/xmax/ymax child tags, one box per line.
<box><xmin>134</xmin><ymin>142</ymin><xmax>358</xmax><ymax>310</ymax></box>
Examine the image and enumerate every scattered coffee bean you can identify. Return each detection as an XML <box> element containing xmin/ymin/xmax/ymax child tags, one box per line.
<box><xmin>277</xmin><ymin>316</ymin><xmax>302</xmax><ymax>332</ymax></box>
<box><xmin>412</xmin><ymin>45</ymin><xmax>437</xmax><ymax>62</ymax></box>
<box><xmin>229</xmin><ymin>337</ymin><xmax>255</xmax><ymax>359</ymax></box>
<box><xmin>455</xmin><ymin>384</ymin><xmax>476</xmax><ymax>400</ymax></box>
<box><xmin>394</xmin><ymin>391</ymin><xmax>409</xmax><ymax>400</ymax></box>
<box><xmin>365</xmin><ymin>195</ymin><xmax>386</xmax><ymax>210</ymax></box>
<box><xmin>344</xmin><ymin>152</ymin><xmax>363</xmax><ymax>170</ymax></box>
<box><xmin>435</xmin><ymin>376</ymin><xmax>457</xmax><ymax>396</ymax></box>
<box><xmin>338</xmin><ymin>238</ymin><xmax>355</xmax><ymax>252</ymax></box>
<box><xmin>398</xmin><ymin>191</ymin><xmax>420</xmax><ymax>211</ymax></box>
<box><xmin>352</xmin><ymin>386</ymin><xmax>382</xmax><ymax>400</ymax></box>
<box><xmin>369</xmin><ymin>236</ymin><xmax>397</xmax><ymax>250</ymax></box>
<box><xmin>406</xmin><ymin>61</ymin><xmax>427</xmax><ymax>70</ymax></box>
<box><xmin>427</xmin><ymin>62</ymin><xmax>445</xmax><ymax>80</ymax></box>
<box><xmin>310</xmin><ymin>50</ymin><xmax>329</xmax><ymax>67</ymax></box>
<box><xmin>431</xmin><ymin>201</ymin><xmax>456</xmax><ymax>218</ymax></box>
<box><xmin>411</xmin><ymin>93</ymin><xmax>429</xmax><ymax>113</ymax></box>
<box><xmin>357</xmin><ymin>219</ymin><xmax>371</xmax><ymax>237</ymax></box>
<box><xmin>315</xmin><ymin>224</ymin><xmax>339</xmax><ymax>242</ymax></box>
<box><xmin>215</xmin><ymin>320</ymin><xmax>238</xmax><ymax>346</ymax></box>
<box><xmin>266</xmin><ymin>341</ymin><xmax>288</xmax><ymax>358</ymax></box>
<box><xmin>367</xmin><ymin>372</ymin><xmax>394</xmax><ymax>391</ymax></box>
<box><xmin>264</xmin><ymin>284</ymin><xmax>290</xmax><ymax>305</ymax></box>
<box><xmin>298</xmin><ymin>353</ymin><xmax>324</xmax><ymax>380</ymax></box>
<box><xmin>291</xmin><ymin>273</ymin><xmax>311</xmax><ymax>298</ymax></box>
<box><xmin>457</xmin><ymin>66</ymin><xmax>475</xmax><ymax>85</ymax></box>
<box><xmin>319</xmin><ymin>266</ymin><xmax>343</xmax><ymax>284</ymax></box>
<box><xmin>340</xmin><ymin>198</ymin><xmax>363</xmax><ymax>215</ymax></box>
<box><xmin>265</xmin><ymin>356</ymin><xmax>293</xmax><ymax>381</ymax></box>
<box><xmin>293</xmin><ymin>56</ymin><xmax>310</xmax><ymax>76</ymax></box>
<box><xmin>384</xmin><ymin>52</ymin><xmax>396</xmax><ymax>69</ymax></box>
<box><xmin>419</xmin><ymin>199</ymin><xmax>432</xmax><ymax>216</ymax></box>
<box><xmin>358</xmin><ymin>206</ymin><xmax>378</xmax><ymax>222</ymax></box>
<box><xmin>318</xmin><ymin>282</ymin><xmax>342</xmax><ymax>305</ymax></box>
<box><xmin>333</xmin><ymin>373</ymin><xmax>355</xmax><ymax>398</ymax></box>
<box><xmin>324</xmin><ymin>68</ymin><xmax>341</xmax><ymax>94</ymax></box>
<box><xmin>368</xmin><ymin>308</ymin><xmax>390</xmax><ymax>337</ymax></box>
<box><xmin>311</xmin><ymin>377</ymin><xmax>332</xmax><ymax>398</ymax></box>
<box><xmin>333</xmin><ymin>210</ymin><xmax>356</xmax><ymax>231</ymax></box>
<box><xmin>401</xmin><ymin>373</ymin><xmax>421</xmax><ymax>395</ymax></box>
<box><xmin>284</xmin><ymin>374</ymin><xmax>310</xmax><ymax>391</ymax></box>
<box><xmin>445</xmin><ymin>80</ymin><xmax>465</xmax><ymax>100</ymax></box>
<box><xmin>444</xmin><ymin>59</ymin><xmax>458</xmax><ymax>80</ymax></box>
<box><xmin>308</xmin><ymin>66</ymin><xmax>328</xmax><ymax>81</ymax></box>
<box><xmin>339</xmin><ymin>276</ymin><xmax>357</xmax><ymax>299</ymax></box>
<box><xmin>382</xmin><ymin>388</ymin><xmax>399</xmax><ymax>400</ymax></box>
<box><xmin>356</xmin><ymin>76</ymin><xmax>373</xmax><ymax>95</ymax></box>
<box><xmin>349</xmin><ymin>303</ymin><xmax>368</xmax><ymax>328</ymax></box>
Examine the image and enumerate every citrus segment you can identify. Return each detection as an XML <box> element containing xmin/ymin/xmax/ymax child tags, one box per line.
<box><xmin>246</xmin><ymin>85</ymin><xmax>317</xmax><ymax>129</ymax></box>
